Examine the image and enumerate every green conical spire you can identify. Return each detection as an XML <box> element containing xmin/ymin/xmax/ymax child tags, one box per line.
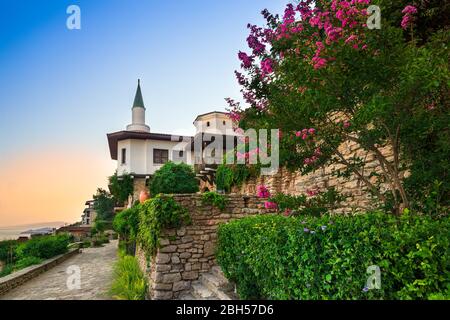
<box><xmin>132</xmin><ymin>79</ymin><xmax>145</xmax><ymax>109</ymax></box>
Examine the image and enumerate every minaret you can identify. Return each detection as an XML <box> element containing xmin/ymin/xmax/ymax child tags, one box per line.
<box><xmin>126</xmin><ymin>79</ymin><xmax>150</xmax><ymax>132</ymax></box>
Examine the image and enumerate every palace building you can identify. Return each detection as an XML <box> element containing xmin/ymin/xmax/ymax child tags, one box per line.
<box><xmin>107</xmin><ymin>80</ymin><xmax>237</xmax><ymax>200</ymax></box>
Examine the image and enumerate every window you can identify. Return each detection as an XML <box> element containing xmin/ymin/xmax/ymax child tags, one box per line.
<box><xmin>153</xmin><ymin>149</ymin><xmax>169</xmax><ymax>164</ymax></box>
<box><xmin>121</xmin><ymin>148</ymin><xmax>126</xmax><ymax>164</ymax></box>
<box><xmin>207</xmin><ymin>121</ymin><xmax>210</xmax><ymax>127</ymax></box>
<box><xmin>223</xmin><ymin>120</ymin><xmax>226</xmax><ymax>126</ymax></box>
<box><xmin>173</xmin><ymin>150</ymin><xmax>185</xmax><ymax>162</ymax></box>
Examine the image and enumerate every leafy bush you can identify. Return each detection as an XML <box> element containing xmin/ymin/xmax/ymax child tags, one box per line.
<box><xmin>150</xmin><ymin>162</ymin><xmax>199</xmax><ymax>195</ymax></box>
<box><xmin>108</xmin><ymin>172</ymin><xmax>134</xmax><ymax>205</ymax></box>
<box><xmin>138</xmin><ymin>195</ymin><xmax>191</xmax><ymax>256</ymax></box>
<box><xmin>16</xmin><ymin>234</ymin><xmax>70</xmax><ymax>260</ymax></box>
<box><xmin>93</xmin><ymin>188</ymin><xmax>115</xmax><ymax>221</ymax></box>
<box><xmin>14</xmin><ymin>256</ymin><xmax>43</xmax><ymax>270</ymax></box>
<box><xmin>110</xmin><ymin>255</ymin><xmax>147</xmax><ymax>300</ymax></box>
<box><xmin>217</xmin><ymin>213</ymin><xmax>449</xmax><ymax>300</ymax></box>
<box><xmin>0</xmin><ymin>264</ymin><xmax>14</xmax><ymax>278</ymax></box>
<box><xmin>215</xmin><ymin>164</ymin><xmax>260</xmax><ymax>193</ymax></box>
<box><xmin>202</xmin><ymin>192</ymin><xmax>229</xmax><ymax>211</ymax></box>
<box><xmin>113</xmin><ymin>205</ymin><xmax>140</xmax><ymax>241</ymax></box>
<box><xmin>215</xmin><ymin>165</ymin><xmax>234</xmax><ymax>192</ymax></box>
<box><xmin>269</xmin><ymin>188</ymin><xmax>344</xmax><ymax>216</ymax></box>
<box><xmin>0</xmin><ymin>240</ymin><xmax>18</xmax><ymax>263</ymax></box>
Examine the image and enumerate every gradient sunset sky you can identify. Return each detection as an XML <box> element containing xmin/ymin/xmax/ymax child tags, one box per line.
<box><xmin>0</xmin><ymin>0</ymin><xmax>287</xmax><ymax>226</ymax></box>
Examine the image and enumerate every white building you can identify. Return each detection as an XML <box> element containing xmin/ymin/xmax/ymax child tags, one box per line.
<box><xmin>107</xmin><ymin>80</ymin><xmax>237</xmax><ymax>197</ymax></box>
<box><xmin>81</xmin><ymin>200</ymin><xmax>97</xmax><ymax>226</ymax></box>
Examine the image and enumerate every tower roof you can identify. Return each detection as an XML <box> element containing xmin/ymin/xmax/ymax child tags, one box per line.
<box><xmin>132</xmin><ymin>79</ymin><xmax>145</xmax><ymax>109</ymax></box>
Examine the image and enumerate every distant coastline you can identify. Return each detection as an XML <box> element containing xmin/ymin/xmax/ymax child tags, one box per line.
<box><xmin>0</xmin><ymin>222</ymin><xmax>67</xmax><ymax>241</ymax></box>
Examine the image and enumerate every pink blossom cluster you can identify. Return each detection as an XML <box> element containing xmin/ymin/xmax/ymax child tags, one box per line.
<box><xmin>295</xmin><ymin>128</ymin><xmax>316</xmax><ymax>140</ymax></box>
<box><xmin>225</xmin><ymin>98</ymin><xmax>242</xmax><ymax>123</ymax></box>
<box><xmin>242</xmin><ymin>90</ymin><xmax>268</xmax><ymax>110</ymax></box>
<box><xmin>264</xmin><ymin>201</ymin><xmax>278</xmax><ymax>210</ymax></box>
<box><xmin>261</xmin><ymin>58</ymin><xmax>274</xmax><ymax>76</ymax></box>
<box><xmin>257</xmin><ymin>185</ymin><xmax>271</xmax><ymax>198</ymax></box>
<box><xmin>401</xmin><ymin>5</ymin><xmax>418</xmax><ymax>30</ymax></box>
<box><xmin>304</xmin><ymin>147</ymin><xmax>322</xmax><ymax>165</ymax></box>
<box><xmin>235</xmin><ymin>71</ymin><xmax>247</xmax><ymax>86</ymax></box>
<box><xmin>343</xmin><ymin>120</ymin><xmax>351</xmax><ymax>128</ymax></box>
<box><xmin>238</xmin><ymin>51</ymin><xmax>254</xmax><ymax>69</ymax></box>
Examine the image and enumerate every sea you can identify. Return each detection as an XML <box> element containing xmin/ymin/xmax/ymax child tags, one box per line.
<box><xmin>0</xmin><ymin>222</ymin><xmax>67</xmax><ymax>241</ymax></box>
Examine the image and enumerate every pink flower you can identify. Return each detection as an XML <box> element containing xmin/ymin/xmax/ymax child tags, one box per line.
<box><xmin>401</xmin><ymin>5</ymin><xmax>417</xmax><ymax>30</ymax></box>
<box><xmin>264</xmin><ymin>201</ymin><xmax>278</xmax><ymax>210</ymax></box>
<box><xmin>343</xmin><ymin>120</ymin><xmax>351</xmax><ymax>128</ymax></box>
<box><xmin>402</xmin><ymin>5</ymin><xmax>417</xmax><ymax>15</ymax></box>
<box><xmin>238</xmin><ymin>51</ymin><xmax>253</xmax><ymax>69</ymax></box>
<box><xmin>257</xmin><ymin>185</ymin><xmax>271</xmax><ymax>198</ymax></box>
<box><xmin>261</xmin><ymin>58</ymin><xmax>274</xmax><ymax>76</ymax></box>
<box><xmin>296</xmin><ymin>131</ymin><xmax>301</xmax><ymax>137</ymax></box>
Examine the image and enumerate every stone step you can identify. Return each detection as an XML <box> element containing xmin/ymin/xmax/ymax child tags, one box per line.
<box><xmin>211</xmin><ymin>266</ymin><xmax>227</xmax><ymax>280</ymax></box>
<box><xmin>200</xmin><ymin>273</ymin><xmax>234</xmax><ymax>300</ymax></box>
<box><xmin>191</xmin><ymin>282</ymin><xmax>219</xmax><ymax>300</ymax></box>
<box><xmin>179</xmin><ymin>293</ymin><xmax>196</xmax><ymax>300</ymax></box>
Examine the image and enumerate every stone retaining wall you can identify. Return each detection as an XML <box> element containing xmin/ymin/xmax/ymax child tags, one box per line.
<box><xmin>136</xmin><ymin>194</ymin><xmax>269</xmax><ymax>300</ymax></box>
<box><xmin>0</xmin><ymin>248</ymin><xmax>80</xmax><ymax>296</ymax></box>
<box><xmin>233</xmin><ymin>141</ymin><xmax>401</xmax><ymax>214</ymax></box>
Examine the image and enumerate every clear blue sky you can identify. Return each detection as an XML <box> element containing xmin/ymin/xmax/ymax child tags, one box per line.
<box><xmin>0</xmin><ymin>0</ymin><xmax>286</xmax><ymax>154</ymax></box>
<box><xmin>0</xmin><ymin>0</ymin><xmax>287</xmax><ymax>225</ymax></box>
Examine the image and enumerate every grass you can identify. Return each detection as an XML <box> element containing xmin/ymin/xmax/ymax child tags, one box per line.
<box><xmin>110</xmin><ymin>255</ymin><xmax>147</xmax><ymax>300</ymax></box>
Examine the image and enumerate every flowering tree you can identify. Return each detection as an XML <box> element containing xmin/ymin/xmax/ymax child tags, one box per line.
<box><xmin>228</xmin><ymin>0</ymin><xmax>450</xmax><ymax>214</ymax></box>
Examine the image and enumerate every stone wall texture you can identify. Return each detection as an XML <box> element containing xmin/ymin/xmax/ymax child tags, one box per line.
<box><xmin>232</xmin><ymin>140</ymin><xmax>401</xmax><ymax>214</ymax></box>
<box><xmin>136</xmin><ymin>194</ymin><xmax>270</xmax><ymax>300</ymax></box>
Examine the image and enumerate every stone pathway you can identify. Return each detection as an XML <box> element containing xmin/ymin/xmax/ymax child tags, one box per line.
<box><xmin>1</xmin><ymin>240</ymin><xmax>118</xmax><ymax>300</ymax></box>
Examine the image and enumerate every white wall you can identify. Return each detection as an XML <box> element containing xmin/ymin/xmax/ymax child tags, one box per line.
<box><xmin>117</xmin><ymin>139</ymin><xmax>194</xmax><ymax>175</ymax></box>
<box><xmin>194</xmin><ymin>113</ymin><xmax>235</xmax><ymax>135</ymax></box>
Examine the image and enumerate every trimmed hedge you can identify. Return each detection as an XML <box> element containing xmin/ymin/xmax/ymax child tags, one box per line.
<box><xmin>217</xmin><ymin>213</ymin><xmax>450</xmax><ymax>300</ymax></box>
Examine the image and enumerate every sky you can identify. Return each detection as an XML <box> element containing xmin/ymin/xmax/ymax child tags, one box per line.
<box><xmin>0</xmin><ymin>0</ymin><xmax>287</xmax><ymax>226</ymax></box>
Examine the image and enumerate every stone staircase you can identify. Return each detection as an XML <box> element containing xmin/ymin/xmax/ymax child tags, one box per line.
<box><xmin>179</xmin><ymin>266</ymin><xmax>237</xmax><ymax>300</ymax></box>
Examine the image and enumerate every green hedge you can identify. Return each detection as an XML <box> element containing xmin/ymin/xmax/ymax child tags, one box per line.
<box><xmin>217</xmin><ymin>213</ymin><xmax>450</xmax><ymax>300</ymax></box>
<box><xmin>16</xmin><ymin>234</ymin><xmax>70</xmax><ymax>260</ymax></box>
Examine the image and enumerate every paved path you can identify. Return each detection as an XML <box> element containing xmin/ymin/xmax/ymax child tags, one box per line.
<box><xmin>1</xmin><ymin>240</ymin><xmax>118</xmax><ymax>300</ymax></box>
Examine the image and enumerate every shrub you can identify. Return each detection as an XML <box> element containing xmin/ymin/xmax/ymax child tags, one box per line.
<box><xmin>14</xmin><ymin>256</ymin><xmax>43</xmax><ymax>270</ymax></box>
<box><xmin>269</xmin><ymin>188</ymin><xmax>344</xmax><ymax>216</ymax></box>
<box><xmin>0</xmin><ymin>264</ymin><xmax>14</xmax><ymax>278</ymax></box>
<box><xmin>202</xmin><ymin>192</ymin><xmax>228</xmax><ymax>211</ymax></box>
<box><xmin>0</xmin><ymin>240</ymin><xmax>18</xmax><ymax>263</ymax></box>
<box><xmin>113</xmin><ymin>205</ymin><xmax>140</xmax><ymax>241</ymax></box>
<box><xmin>149</xmin><ymin>162</ymin><xmax>199</xmax><ymax>195</ymax></box>
<box><xmin>215</xmin><ymin>165</ymin><xmax>234</xmax><ymax>192</ymax></box>
<box><xmin>15</xmin><ymin>234</ymin><xmax>70</xmax><ymax>260</ymax></box>
<box><xmin>108</xmin><ymin>172</ymin><xmax>134</xmax><ymax>205</ymax></box>
<box><xmin>217</xmin><ymin>213</ymin><xmax>450</xmax><ymax>300</ymax></box>
<box><xmin>110</xmin><ymin>255</ymin><xmax>147</xmax><ymax>300</ymax></box>
<box><xmin>138</xmin><ymin>195</ymin><xmax>191</xmax><ymax>256</ymax></box>
<box><xmin>93</xmin><ymin>188</ymin><xmax>115</xmax><ymax>221</ymax></box>
<box><xmin>215</xmin><ymin>164</ymin><xmax>260</xmax><ymax>193</ymax></box>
